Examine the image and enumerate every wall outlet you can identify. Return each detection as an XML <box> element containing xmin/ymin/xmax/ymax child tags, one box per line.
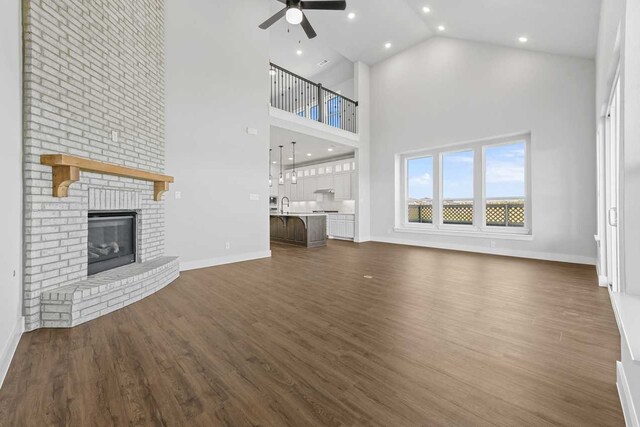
<box><xmin>225</xmin><ymin>242</ymin><xmax>231</xmax><ymax>250</ymax></box>
<box><xmin>174</xmin><ymin>191</ymin><xmax>181</xmax><ymax>200</ymax></box>
<box><xmin>111</xmin><ymin>130</ymin><xmax>119</xmax><ymax>142</ymax></box>
<box><xmin>249</xmin><ymin>193</ymin><xmax>259</xmax><ymax>201</ymax></box>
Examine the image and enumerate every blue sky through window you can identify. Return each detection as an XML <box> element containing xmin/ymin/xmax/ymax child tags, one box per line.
<box><xmin>407</xmin><ymin>156</ymin><xmax>433</xmax><ymax>200</ymax></box>
<box><xmin>485</xmin><ymin>142</ymin><xmax>525</xmax><ymax>199</ymax></box>
<box><xmin>442</xmin><ymin>150</ymin><xmax>474</xmax><ymax>200</ymax></box>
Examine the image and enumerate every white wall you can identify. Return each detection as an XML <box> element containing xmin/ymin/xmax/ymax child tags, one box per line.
<box><xmin>0</xmin><ymin>0</ymin><xmax>23</xmax><ymax>386</ymax></box>
<box><xmin>313</xmin><ymin>60</ymin><xmax>355</xmax><ymax>100</ymax></box>
<box><xmin>369</xmin><ymin>37</ymin><xmax>596</xmax><ymax>263</ymax></box>
<box><xmin>354</xmin><ymin>61</ymin><xmax>371</xmax><ymax>242</ymax></box>
<box><xmin>165</xmin><ymin>0</ymin><xmax>271</xmax><ymax>270</ymax></box>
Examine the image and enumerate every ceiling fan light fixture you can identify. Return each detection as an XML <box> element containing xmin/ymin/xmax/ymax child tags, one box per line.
<box><xmin>286</xmin><ymin>7</ymin><xmax>304</xmax><ymax>25</ymax></box>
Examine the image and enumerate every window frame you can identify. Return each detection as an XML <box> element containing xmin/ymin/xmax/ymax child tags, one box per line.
<box><xmin>403</xmin><ymin>153</ymin><xmax>436</xmax><ymax>228</ymax></box>
<box><xmin>439</xmin><ymin>148</ymin><xmax>477</xmax><ymax>232</ymax></box>
<box><xmin>397</xmin><ymin>133</ymin><xmax>531</xmax><ymax>238</ymax></box>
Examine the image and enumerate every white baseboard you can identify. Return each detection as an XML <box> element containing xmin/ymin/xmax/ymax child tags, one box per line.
<box><xmin>370</xmin><ymin>235</ymin><xmax>596</xmax><ymax>265</ymax></box>
<box><xmin>617</xmin><ymin>361</ymin><xmax>640</xmax><ymax>427</ymax></box>
<box><xmin>179</xmin><ymin>250</ymin><xmax>272</xmax><ymax>272</ymax></box>
<box><xmin>0</xmin><ymin>316</ymin><xmax>24</xmax><ymax>389</ymax></box>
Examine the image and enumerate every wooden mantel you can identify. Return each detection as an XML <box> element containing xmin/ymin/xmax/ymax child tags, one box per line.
<box><xmin>40</xmin><ymin>154</ymin><xmax>174</xmax><ymax>201</ymax></box>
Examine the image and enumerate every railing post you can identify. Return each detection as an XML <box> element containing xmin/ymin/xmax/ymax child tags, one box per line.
<box><xmin>317</xmin><ymin>83</ymin><xmax>323</xmax><ymax>123</ymax></box>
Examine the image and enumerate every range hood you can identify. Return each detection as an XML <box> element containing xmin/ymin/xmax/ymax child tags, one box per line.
<box><xmin>314</xmin><ymin>189</ymin><xmax>335</xmax><ymax>194</ymax></box>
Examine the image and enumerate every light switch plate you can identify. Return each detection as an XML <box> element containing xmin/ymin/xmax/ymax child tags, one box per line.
<box><xmin>246</xmin><ymin>127</ymin><xmax>258</xmax><ymax>135</ymax></box>
<box><xmin>249</xmin><ymin>193</ymin><xmax>260</xmax><ymax>201</ymax></box>
<box><xmin>175</xmin><ymin>191</ymin><xmax>181</xmax><ymax>200</ymax></box>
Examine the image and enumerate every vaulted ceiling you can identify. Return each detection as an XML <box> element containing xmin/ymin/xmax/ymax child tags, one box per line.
<box><xmin>267</xmin><ymin>0</ymin><xmax>601</xmax><ymax>79</ymax></box>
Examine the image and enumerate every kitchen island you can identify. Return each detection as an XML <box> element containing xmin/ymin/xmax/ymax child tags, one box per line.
<box><xmin>270</xmin><ymin>213</ymin><xmax>327</xmax><ymax>248</ymax></box>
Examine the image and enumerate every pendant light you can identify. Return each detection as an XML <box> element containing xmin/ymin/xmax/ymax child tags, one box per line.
<box><xmin>268</xmin><ymin>148</ymin><xmax>273</xmax><ymax>187</ymax></box>
<box><xmin>291</xmin><ymin>141</ymin><xmax>297</xmax><ymax>184</ymax></box>
<box><xmin>278</xmin><ymin>145</ymin><xmax>284</xmax><ymax>185</ymax></box>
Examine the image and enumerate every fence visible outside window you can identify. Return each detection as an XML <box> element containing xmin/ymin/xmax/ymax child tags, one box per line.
<box><xmin>401</xmin><ymin>134</ymin><xmax>530</xmax><ymax>235</ymax></box>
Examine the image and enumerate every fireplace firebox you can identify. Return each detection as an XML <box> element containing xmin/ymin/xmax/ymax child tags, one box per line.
<box><xmin>88</xmin><ymin>211</ymin><xmax>137</xmax><ymax>275</ymax></box>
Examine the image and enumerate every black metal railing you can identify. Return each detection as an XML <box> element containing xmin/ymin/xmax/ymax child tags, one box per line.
<box><xmin>269</xmin><ymin>63</ymin><xmax>358</xmax><ymax>133</ymax></box>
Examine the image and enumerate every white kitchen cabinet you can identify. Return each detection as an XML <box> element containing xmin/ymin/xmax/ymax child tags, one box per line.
<box><xmin>329</xmin><ymin>218</ymin><xmax>345</xmax><ymax>237</ymax></box>
<box><xmin>303</xmin><ymin>176</ymin><xmax>317</xmax><ymax>200</ymax></box>
<box><xmin>317</xmin><ymin>173</ymin><xmax>333</xmax><ymax>190</ymax></box>
<box><xmin>327</xmin><ymin>214</ymin><xmax>355</xmax><ymax>240</ymax></box>
<box><xmin>333</xmin><ymin>173</ymin><xmax>352</xmax><ymax>200</ymax></box>
<box><xmin>281</xmin><ymin>158</ymin><xmax>356</xmax><ymax>202</ymax></box>
<box><xmin>345</xmin><ymin>219</ymin><xmax>355</xmax><ymax>238</ymax></box>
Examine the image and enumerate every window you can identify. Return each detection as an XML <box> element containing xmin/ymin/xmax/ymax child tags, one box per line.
<box><xmin>484</xmin><ymin>142</ymin><xmax>526</xmax><ymax>228</ymax></box>
<box><xmin>442</xmin><ymin>150</ymin><xmax>474</xmax><ymax>225</ymax></box>
<box><xmin>398</xmin><ymin>134</ymin><xmax>530</xmax><ymax>237</ymax></box>
<box><xmin>310</xmin><ymin>105</ymin><xmax>319</xmax><ymax>121</ymax></box>
<box><xmin>406</xmin><ymin>156</ymin><xmax>433</xmax><ymax>224</ymax></box>
<box><xmin>327</xmin><ymin>96</ymin><xmax>342</xmax><ymax>128</ymax></box>
<box><xmin>296</xmin><ymin>104</ymin><xmax>320</xmax><ymax>121</ymax></box>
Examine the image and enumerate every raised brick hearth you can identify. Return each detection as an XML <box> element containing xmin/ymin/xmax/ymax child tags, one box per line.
<box><xmin>40</xmin><ymin>257</ymin><xmax>179</xmax><ymax>328</ymax></box>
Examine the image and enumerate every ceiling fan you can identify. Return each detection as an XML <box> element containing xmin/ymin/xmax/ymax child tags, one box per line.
<box><xmin>259</xmin><ymin>0</ymin><xmax>347</xmax><ymax>39</ymax></box>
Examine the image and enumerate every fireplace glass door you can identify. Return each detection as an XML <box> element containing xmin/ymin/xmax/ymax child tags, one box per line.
<box><xmin>88</xmin><ymin>212</ymin><xmax>136</xmax><ymax>275</ymax></box>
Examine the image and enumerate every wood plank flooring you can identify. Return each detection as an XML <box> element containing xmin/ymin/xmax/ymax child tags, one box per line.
<box><xmin>0</xmin><ymin>241</ymin><xmax>623</xmax><ymax>426</ymax></box>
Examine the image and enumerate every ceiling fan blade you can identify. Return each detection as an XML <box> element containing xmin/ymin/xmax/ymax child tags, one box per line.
<box><xmin>259</xmin><ymin>7</ymin><xmax>287</xmax><ymax>30</ymax></box>
<box><xmin>300</xmin><ymin>14</ymin><xmax>317</xmax><ymax>39</ymax></box>
<box><xmin>300</xmin><ymin>1</ymin><xmax>346</xmax><ymax>10</ymax></box>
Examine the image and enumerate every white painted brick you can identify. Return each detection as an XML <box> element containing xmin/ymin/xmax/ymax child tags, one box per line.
<box><xmin>23</xmin><ymin>0</ymin><xmax>168</xmax><ymax>331</ymax></box>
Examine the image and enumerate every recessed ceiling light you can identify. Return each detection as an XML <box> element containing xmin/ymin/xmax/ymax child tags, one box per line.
<box><xmin>288</xmin><ymin>157</ymin><xmax>293</xmax><ymax>160</ymax></box>
<box><xmin>348</xmin><ymin>12</ymin><xmax>356</xmax><ymax>20</ymax></box>
<box><xmin>422</xmin><ymin>6</ymin><xmax>431</xmax><ymax>13</ymax></box>
<box><xmin>272</xmin><ymin>161</ymin><xmax>277</xmax><ymax>164</ymax></box>
<box><xmin>328</xmin><ymin>148</ymin><xmax>334</xmax><ymax>152</ymax></box>
<box><xmin>384</xmin><ymin>42</ymin><xmax>392</xmax><ymax>49</ymax></box>
<box><xmin>518</xmin><ymin>36</ymin><xmax>528</xmax><ymax>43</ymax></box>
<box><xmin>437</xmin><ymin>25</ymin><xmax>445</xmax><ymax>31</ymax></box>
<box><xmin>296</xmin><ymin>49</ymin><xmax>303</xmax><ymax>56</ymax></box>
<box><xmin>307</xmin><ymin>153</ymin><xmax>312</xmax><ymax>157</ymax></box>
<box><xmin>269</xmin><ymin>69</ymin><xmax>276</xmax><ymax>76</ymax></box>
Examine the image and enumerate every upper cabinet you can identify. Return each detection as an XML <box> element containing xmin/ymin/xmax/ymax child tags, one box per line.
<box><xmin>280</xmin><ymin>158</ymin><xmax>356</xmax><ymax>202</ymax></box>
<box><xmin>317</xmin><ymin>173</ymin><xmax>333</xmax><ymax>190</ymax></box>
<box><xmin>333</xmin><ymin>173</ymin><xmax>351</xmax><ymax>200</ymax></box>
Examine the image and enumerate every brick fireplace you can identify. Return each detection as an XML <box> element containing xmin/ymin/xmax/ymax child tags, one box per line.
<box><xmin>22</xmin><ymin>0</ymin><xmax>178</xmax><ymax>330</ymax></box>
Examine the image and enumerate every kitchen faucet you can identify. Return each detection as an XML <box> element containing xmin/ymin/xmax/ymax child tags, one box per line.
<box><xmin>280</xmin><ymin>196</ymin><xmax>290</xmax><ymax>214</ymax></box>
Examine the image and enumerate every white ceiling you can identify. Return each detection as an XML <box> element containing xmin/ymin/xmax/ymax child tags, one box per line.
<box><xmin>267</xmin><ymin>0</ymin><xmax>601</xmax><ymax>78</ymax></box>
<box><xmin>270</xmin><ymin>127</ymin><xmax>355</xmax><ymax>167</ymax></box>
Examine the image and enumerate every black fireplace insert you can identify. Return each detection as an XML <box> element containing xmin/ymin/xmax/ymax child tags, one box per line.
<box><xmin>88</xmin><ymin>211</ymin><xmax>137</xmax><ymax>275</ymax></box>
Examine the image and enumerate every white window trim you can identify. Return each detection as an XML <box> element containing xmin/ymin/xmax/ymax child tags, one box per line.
<box><xmin>396</xmin><ymin>133</ymin><xmax>532</xmax><ymax>239</ymax></box>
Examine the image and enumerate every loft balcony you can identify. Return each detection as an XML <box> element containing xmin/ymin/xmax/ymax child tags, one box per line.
<box><xmin>269</xmin><ymin>63</ymin><xmax>358</xmax><ymax>134</ymax></box>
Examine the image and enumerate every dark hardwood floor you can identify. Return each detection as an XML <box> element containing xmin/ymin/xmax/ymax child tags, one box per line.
<box><xmin>0</xmin><ymin>241</ymin><xmax>623</xmax><ymax>426</ymax></box>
